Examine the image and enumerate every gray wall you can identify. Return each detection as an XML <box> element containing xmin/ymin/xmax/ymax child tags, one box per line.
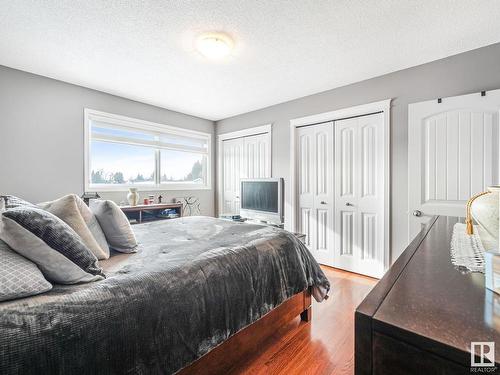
<box><xmin>0</xmin><ymin>65</ymin><xmax>215</xmax><ymax>215</ymax></box>
<box><xmin>2</xmin><ymin>42</ymin><xmax>500</xmax><ymax>260</ymax></box>
<box><xmin>216</xmin><ymin>43</ymin><xmax>500</xmax><ymax>262</ymax></box>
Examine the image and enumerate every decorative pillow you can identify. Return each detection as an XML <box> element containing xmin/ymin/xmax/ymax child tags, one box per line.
<box><xmin>0</xmin><ymin>207</ymin><xmax>105</xmax><ymax>284</ymax></box>
<box><xmin>39</xmin><ymin>194</ymin><xmax>110</xmax><ymax>260</ymax></box>
<box><xmin>0</xmin><ymin>239</ymin><xmax>52</xmax><ymax>302</ymax></box>
<box><xmin>90</xmin><ymin>200</ymin><xmax>138</xmax><ymax>253</ymax></box>
<box><xmin>0</xmin><ymin>197</ymin><xmax>5</xmax><ymax>213</ymax></box>
<box><xmin>0</xmin><ymin>195</ymin><xmax>36</xmax><ymax>209</ymax></box>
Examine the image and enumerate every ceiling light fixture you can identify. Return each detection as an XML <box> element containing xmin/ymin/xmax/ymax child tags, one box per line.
<box><xmin>195</xmin><ymin>32</ymin><xmax>234</xmax><ymax>60</ymax></box>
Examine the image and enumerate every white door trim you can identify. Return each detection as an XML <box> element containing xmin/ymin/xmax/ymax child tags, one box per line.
<box><xmin>217</xmin><ymin>124</ymin><xmax>272</xmax><ymax>216</ymax></box>
<box><xmin>289</xmin><ymin>99</ymin><xmax>392</xmax><ymax>272</ymax></box>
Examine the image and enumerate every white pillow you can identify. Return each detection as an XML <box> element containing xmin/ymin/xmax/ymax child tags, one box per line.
<box><xmin>90</xmin><ymin>200</ymin><xmax>138</xmax><ymax>253</ymax></box>
<box><xmin>0</xmin><ymin>239</ymin><xmax>52</xmax><ymax>301</ymax></box>
<box><xmin>39</xmin><ymin>194</ymin><xmax>110</xmax><ymax>260</ymax></box>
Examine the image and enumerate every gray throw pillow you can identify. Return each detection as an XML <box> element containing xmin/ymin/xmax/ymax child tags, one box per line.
<box><xmin>90</xmin><ymin>200</ymin><xmax>138</xmax><ymax>253</ymax></box>
<box><xmin>39</xmin><ymin>194</ymin><xmax>110</xmax><ymax>260</ymax></box>
<box><xmin>0</xmin><ymin>207</ymin><xmax>105</xmax><ymax>284</ymax></box>
<box><xmin>0</xmin><ymin>239</ymin><xmax>52</xmax><ymax>302</ymax></box>
<box><xmin>0</xmin><ymin>195</ymin><xmax>36</xmax><ymax>209</ymax></box>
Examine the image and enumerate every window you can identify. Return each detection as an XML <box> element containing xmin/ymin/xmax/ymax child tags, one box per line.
<box><xmin>85</xmin><ymin>109</ymin><xmax>211</xmax><ymax>191</ymax></box>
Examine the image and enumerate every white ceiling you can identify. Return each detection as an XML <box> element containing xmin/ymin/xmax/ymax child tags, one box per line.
<box><xmin>1</xmin><ymin>1</ymin><xmax>500</xmax><ymax>121</ymax></box>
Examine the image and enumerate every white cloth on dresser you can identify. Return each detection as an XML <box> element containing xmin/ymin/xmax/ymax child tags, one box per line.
<box><xmin>450</xmin><ymin>223</ymin><xmax>485</xmax><ymax>273</ymax></box>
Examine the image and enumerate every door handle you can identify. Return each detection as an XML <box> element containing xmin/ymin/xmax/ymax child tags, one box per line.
<box><xmin>412</xmin><ymin>210</ymin><xmax>423</xmax><ymax>217</ymax></box>
<box><xmin>345</xmin><ymin>202</ymin><xmax>354</xmax><ymax>206</ymax></box>
<box><xmin>320</xmin><ymin>201</ymin><xmax>327</xmax><ymax>205</ymax></box>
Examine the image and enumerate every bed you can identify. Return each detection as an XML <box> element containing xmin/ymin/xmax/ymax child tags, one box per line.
<box><xmin>0</xmin><ymin>216</ymin><xmax>330</xmax><ymax>374</ymax></box>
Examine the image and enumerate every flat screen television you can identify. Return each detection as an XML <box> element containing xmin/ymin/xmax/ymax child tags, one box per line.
<box><xmin>240</xmin><ymin>178</ymin><xmax>284</xmax><ymax>225</ymax></box>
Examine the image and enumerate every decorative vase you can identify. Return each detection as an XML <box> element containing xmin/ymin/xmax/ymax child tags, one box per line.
<box><xmin>127</xmin><ymin>188</ymin><xmax>139</xmax><ymax>206</ymax></box>
<box><xmin>469</xmin><ymin>186</ymin><xmax>500</xmax><ymax>251</ymax></box>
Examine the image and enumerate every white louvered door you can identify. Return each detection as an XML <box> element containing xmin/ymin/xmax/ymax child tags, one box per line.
<box><xmin>334</xmin><ymin>113</ymin><xmax>385</xmax><ymax>278</ymax></box>
<box><xmin>297</xmin><ymin>122</ymin><xmax>334</xmax><ymax>266</ymax></box>
<box><xmin>244</xmin><ymin>133</ymin><xmax>271</xmax><ymax>178</ymax></box>
<box><xmin>221</xmin><ymin>133</ymin><xmax>271</xmax><ymax>215</ymax></box>
<box><xmin>408</xmin><ymin>91</ymin><xmax>500</xmax><ymax>241</ymax></box>
<box><xmin>222</xmin><ymin>137</ymin><xmax>245</xmax><ymax>214</ymax></box>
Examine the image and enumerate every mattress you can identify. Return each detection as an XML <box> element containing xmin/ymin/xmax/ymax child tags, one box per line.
<box><xmin>0</xmin><ymin>216</ymin><xmax>330</xmax><ymax>374</ymax></box>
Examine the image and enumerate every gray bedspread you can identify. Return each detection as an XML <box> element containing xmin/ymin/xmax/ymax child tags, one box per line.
<box><xmin>0</xmin><ymin>216</ymin><xmax>330</xmax><ymax>374</ymax></box>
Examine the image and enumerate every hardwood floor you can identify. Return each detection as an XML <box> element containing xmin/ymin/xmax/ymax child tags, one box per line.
<box><xmin>227</xmin><ymin>267</ymin><xmax>377</xmax><ymax>375</ymax></box>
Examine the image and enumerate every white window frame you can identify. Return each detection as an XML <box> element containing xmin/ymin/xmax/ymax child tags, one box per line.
<box><xmin>84</xmin><ymin>109</ymin><xmax>212</xmax><ymax>192</ymax></box>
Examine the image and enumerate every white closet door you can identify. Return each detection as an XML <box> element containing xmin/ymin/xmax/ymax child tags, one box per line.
<box><xmin>221</xmin><ymin>133</ymin><xmax>271</xmax><ymax>215</ymax></box>
<box><xmin>408</xmin><ymin>90</ymin><xmax>500</xmax><ymax>241</ymax></box>
<box><xmin>297</xmin><ymin>122</ymin><xmax>334</xmax><ymax>266</ymax></box>
<box><xmin>222</xmin><ymin>137</ymin><xmax>244</xmax><ymax>214</ymax></box>
<box><xmin>334</xmin><ymin>113</ymin><xmax>385</xmax><ymax>278</ymax></box>
<box><xmin>244</xmin><ymin>133</ymin><xmax>271</xmax><ymax>178</ymax></box>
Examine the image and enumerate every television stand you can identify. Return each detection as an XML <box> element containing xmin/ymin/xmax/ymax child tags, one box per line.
<box><xmin>245</xmin><ymin>218</ymin><xmax>284</xmax><ymax>229</ymax></box>
<box><xmin>218</xmin><ymin>215</ymin><xmax>305</xmax><ymax>243</ymax></box>
<box><xmin>218</xmin><ymin>214</ymin><xmax>247</xmax><ymax>222</ymax></box>
<box><xmin>245</xmin><ymin>220</ymin><xmax>305</xmax><ymax>243</ymax></box>
<box><xmin>218</xmin><ymin>215</ymin><xmax>283</xmax><ymax>228</ymax></box>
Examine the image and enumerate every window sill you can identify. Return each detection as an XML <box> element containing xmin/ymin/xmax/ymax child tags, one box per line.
<box><xmin>86</xmin><ymin>185</ymin><xmax>212</xmax><ymax>192</ymax></box>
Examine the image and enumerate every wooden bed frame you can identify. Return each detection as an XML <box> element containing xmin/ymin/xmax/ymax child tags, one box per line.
<box><xmin>178</xmin><ymin>288</ymin><xmax>312</xmax><ymax>374</ymax></box>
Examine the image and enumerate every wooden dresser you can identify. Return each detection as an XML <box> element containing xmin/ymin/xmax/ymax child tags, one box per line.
<box><xmin>355</xmin><ymin>216</ymin><xmax>500</xmax><ymax>374</ymax></box>
<box><xmin>120</xmin><ymin>203</ymin><xmax>183</xmax><ymax>224</ymax></box>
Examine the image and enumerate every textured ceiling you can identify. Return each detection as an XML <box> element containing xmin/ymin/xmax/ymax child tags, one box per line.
<box><xmin>1</xmin><ymin>1</ymin><xmax>500</xmax><ymax>120</ymax></box>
